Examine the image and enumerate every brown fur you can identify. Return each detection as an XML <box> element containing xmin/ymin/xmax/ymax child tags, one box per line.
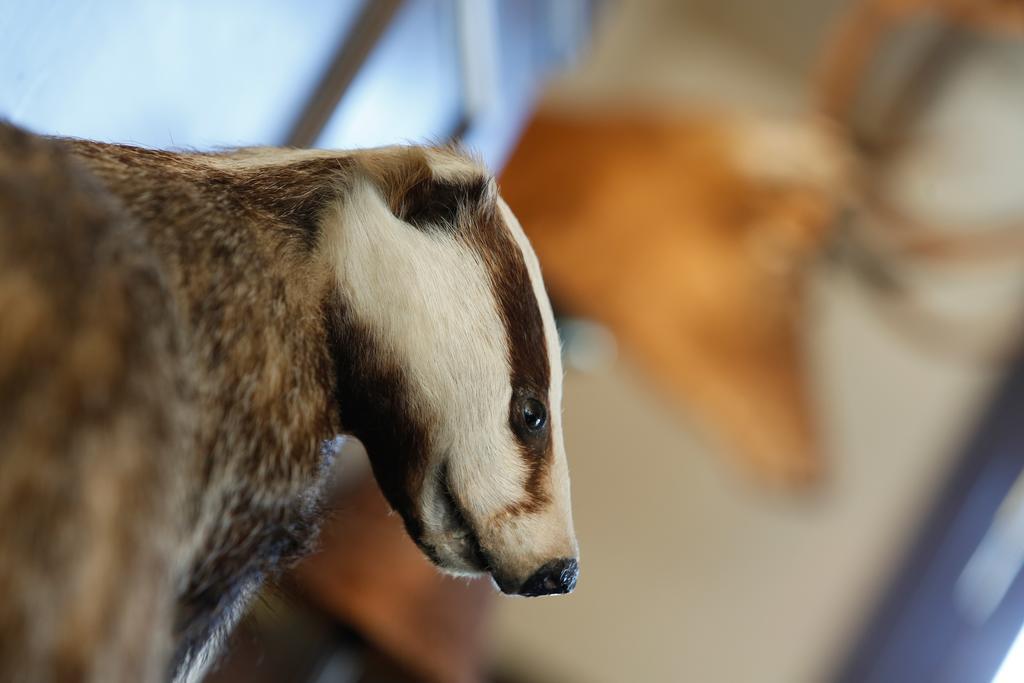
<box><xmin>62</xmin><ymin>139</ymin><xmax>348</xmax><ymax>674</ymax></box>
<box><xmin>0</xmin><ymin>125</ymin><xmax>189</xmax><ymax>682</ymax></box>
<box><xmin>0</xmin><ymin>125</ymin><xmax>542</xmax><ymax>681</ymax></box>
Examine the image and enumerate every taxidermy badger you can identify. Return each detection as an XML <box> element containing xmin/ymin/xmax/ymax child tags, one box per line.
<box><xmin>0</xmin><ymin>123</ymin><xmax>578</xmax><ymax>682</ymax></box>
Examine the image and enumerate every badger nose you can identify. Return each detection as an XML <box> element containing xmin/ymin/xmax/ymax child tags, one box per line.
<box><xmin>517</xmin><ymin>558</ymin><xmax>579</xmax><ymax>597</ymax></box>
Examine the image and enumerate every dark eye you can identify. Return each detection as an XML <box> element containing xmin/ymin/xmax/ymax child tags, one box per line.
<box><xmin>522</xmin><ymin>398</ymin><xmax>547</xmax><ymax>432</ymax></box>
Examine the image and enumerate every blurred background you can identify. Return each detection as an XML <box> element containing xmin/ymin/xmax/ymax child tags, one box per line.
<box><xmin>5</xmin><ymin>0</ymin><xmax>1024</xmax><ymax>681</ymax></box>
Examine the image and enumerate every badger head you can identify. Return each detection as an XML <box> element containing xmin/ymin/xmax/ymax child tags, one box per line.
<box><xmin>322</xmin><ymin>146</ymin><xmax>578</xmax><ymax>597</ymax></box>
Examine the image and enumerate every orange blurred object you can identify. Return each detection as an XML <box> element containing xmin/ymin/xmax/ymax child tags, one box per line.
<box><xmin>500</xmin><ymin>112</ymin><xmax>848</xmax><ymax>486</ymax></box>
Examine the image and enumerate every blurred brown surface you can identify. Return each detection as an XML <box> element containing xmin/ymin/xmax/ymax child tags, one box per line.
<box><xmin>295</xmin><ymin>475</ymin><xmax>495</xmax><ymax>683</ymax></box>
<box><xmin>500</xmin><ymin>112</ymin><xmax>848</xmax><ymax>485</ymax></box>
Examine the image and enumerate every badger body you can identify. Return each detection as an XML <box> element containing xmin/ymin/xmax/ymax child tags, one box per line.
<box><xmin>0</xmin><ymin>124</ymin><xmax>577</xmax><ymax>682</ymax></box>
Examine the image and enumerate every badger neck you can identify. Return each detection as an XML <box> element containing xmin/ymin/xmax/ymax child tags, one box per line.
<box><xmin>64</xmin><ymin>140</ymin><xmax>351</xmax><ymax>504</ymax></box>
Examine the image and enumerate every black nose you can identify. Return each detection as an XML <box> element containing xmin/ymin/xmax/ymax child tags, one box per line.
<box><xmin>518</xmin><ymin>558</ymin><xmax>579</xmax><ymax>597</ymax></box>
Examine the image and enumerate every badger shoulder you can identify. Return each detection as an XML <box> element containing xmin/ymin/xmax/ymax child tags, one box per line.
<box><xmin>0</xmin><ymin>123</ymin><xmax>185</xmax><ymax>436</ymax></box>
<box><xmin>0</xmin><ymin>123</ymin><xmax>189</xmax><ymax>681</ymax></box>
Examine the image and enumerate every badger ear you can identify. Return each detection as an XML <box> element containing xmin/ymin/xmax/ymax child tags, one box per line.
<box><xmin>398</xmin><ymin>173</ymin><xmax>493</xmax><ymax>231</ymax></box>
<box><xmin>360</xmin><ymin>148</ymin><xmax>492</xmax><ymax>231</ymax></box>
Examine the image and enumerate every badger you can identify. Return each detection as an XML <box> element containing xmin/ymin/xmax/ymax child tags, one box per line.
<box><xmin>0</xmin><ymin>123</ymin><xmax>578</xmax><ymax>682</ymax></box>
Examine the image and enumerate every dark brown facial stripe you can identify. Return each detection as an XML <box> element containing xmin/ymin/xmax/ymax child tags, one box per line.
<box><xmin>400</xmin><ymin>175</ymin><xmax>491</xmax><ymax>232</ymax></box>
<box><xmin>461</xmin><ymin>195</ymin><xmax>554</xmax><ymax>516</ymax></box>
<box><xmin>367</xmin><ymin>146</ymin><xmax>492</xmax><ymax>234</ymax></box>
<box><xmin>322</xmin><ymin>290</ymin><xmax>430</xmax><ymax>540</ymax></box>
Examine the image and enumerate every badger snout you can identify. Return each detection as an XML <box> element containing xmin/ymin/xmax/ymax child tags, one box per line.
<box><xmin>417</xmin><ymin>465</ymin><xmax>579</xmax><ymax>597</ymax></box>
<box><xmin>504</xmin><ymin>557</ymin><xmax>579</xmax><ymax>597</ymax></box>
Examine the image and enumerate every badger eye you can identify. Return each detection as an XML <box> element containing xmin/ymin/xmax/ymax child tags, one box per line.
<box><xmin>522</xmin><ymin>398</ymin><xmax>547</xmax><ymax>432</ymax></box>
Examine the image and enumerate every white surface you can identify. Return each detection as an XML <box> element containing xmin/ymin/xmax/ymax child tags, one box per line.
<box><xmin>993</xmin><ymin>622</ymin><xmax>1024</xmax><ymax>683</ymax></box>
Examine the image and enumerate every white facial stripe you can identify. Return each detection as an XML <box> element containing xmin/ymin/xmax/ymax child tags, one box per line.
<box><xmin>323</xmin><ymin>179</ymin><xmax>530</xmax><ymax>524</ymax></box>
